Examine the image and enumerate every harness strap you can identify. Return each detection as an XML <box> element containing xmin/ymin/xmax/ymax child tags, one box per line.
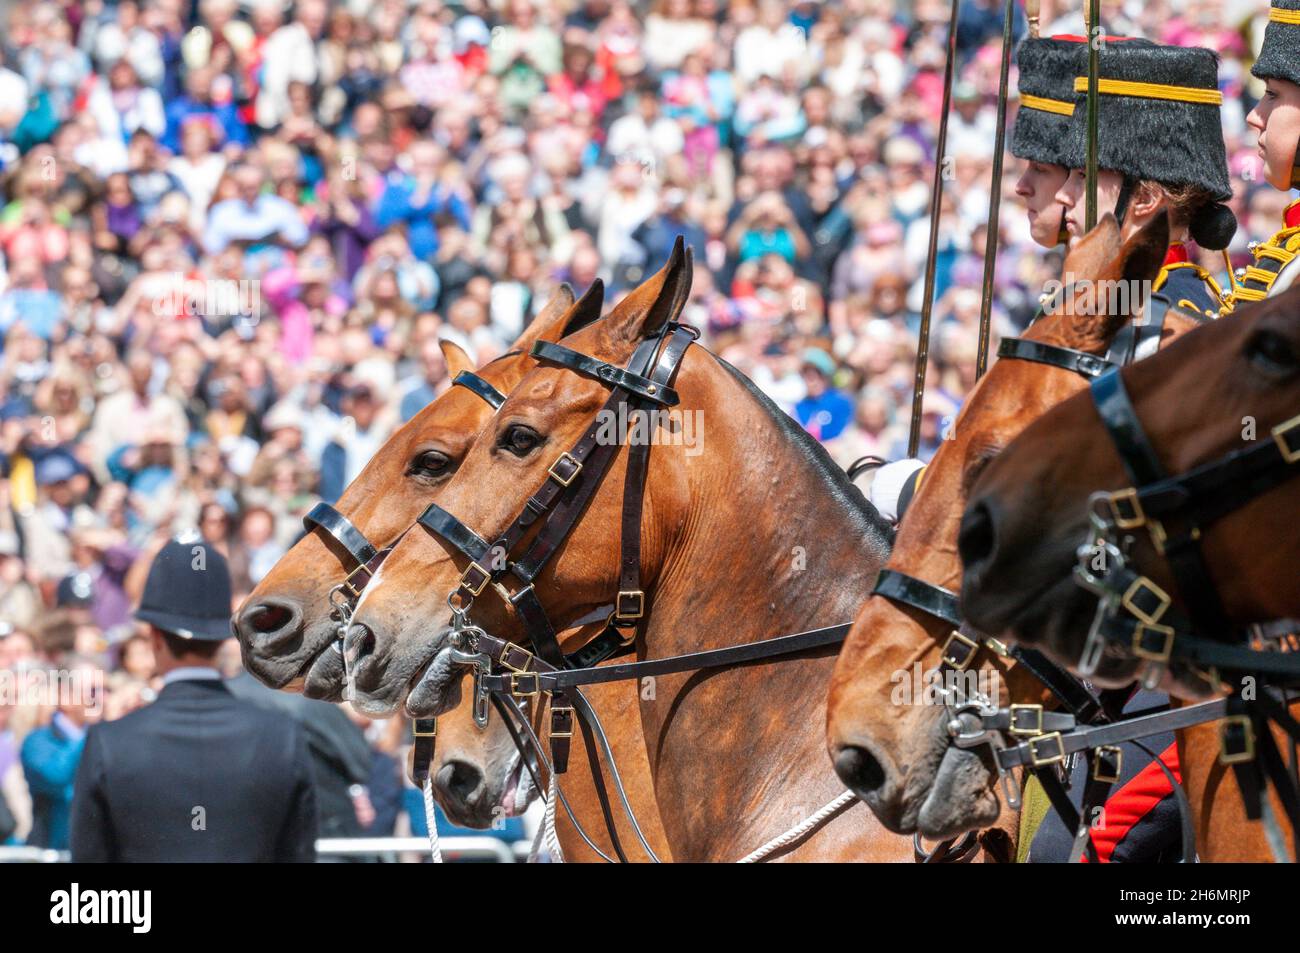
<box><xmin>997</xmin><ymin>338</ymin><xmax>1118</xmax><ymax>379</ymax></box>
<box><xmin>303</xmin><ymin>502</ymin><xmax>379</xmax><ymax>567</ymax></box>
<box><xmin>531</xmin><ymin>340</ymin><xmax>680</xmax><ymax>406</ymax></box>
<box><xmin>478</xmin><ymin>621</ymin><xmax>852</xmax><ymax>694</ymax></box>
<box><xmin>452</xmin><ymin>370</ymin><xmax>506</xmax><ymax>409</ymax></box>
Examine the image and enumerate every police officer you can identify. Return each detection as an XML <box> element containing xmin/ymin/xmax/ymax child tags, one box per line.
<box><xmin>1053</xmin><ymin>40</ymin><xmax>1238</xmax><ymax>319</ymax></box>
<box><xmin>1235</xmin><ymin>0</ymin><xmax>1300</xmax><ymax>303</ymax></box>
<box><xmin>70</xmin><ymin>535</ymin><xmax>317</xmax><ymax>862</ymax></box>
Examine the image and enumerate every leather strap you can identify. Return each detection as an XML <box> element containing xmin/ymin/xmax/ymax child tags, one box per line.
<box><xmin>303</xmin><ymin>502</ymin><xmax>379</xmax><ymax>567</ymax></box>
<box><xmin>452</xmin><ymin>370</ymin><xmax>506</xmax><ymax>409</ymax></box>
<box><xmin>997</xmin><ymin>338</ymin><xmax>1117</xmax><ymax>379</ymax></box>
<box><xmin>531</xmin><ymin>340</ymin><xmax>680</xmax><ymax>406</ymax></box>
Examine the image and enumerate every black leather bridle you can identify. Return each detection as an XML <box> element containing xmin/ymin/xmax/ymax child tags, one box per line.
<box><xmin>866</xmin><ymin>293</ymin><xmax>1180</xmax><ymax>862</ymax></box>
<box><xmin>405</xmin><ymin>319</ymin><xmax>873</xmax><ymax>862</ymax></box>
<box><xmin>1060</xmin><ymin>364</ymin><xmax>1300</xmax><ymax>859</ymax></box>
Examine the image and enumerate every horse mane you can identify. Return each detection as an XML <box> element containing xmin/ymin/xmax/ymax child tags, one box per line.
<box><xmin>712</xmin><ymin>352</ymin><xmax>896</xmax><ymax>552</ymax></box>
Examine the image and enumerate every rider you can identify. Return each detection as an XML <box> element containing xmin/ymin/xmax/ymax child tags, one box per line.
<box><xmin>1054</xmin><ymin>40</ymin><xmax>1238</xmax><ymax>320</ymax></box>
<box><xmin>1012</xmin><ymin>35</ymin><xmax>1088</xmax><ymax>249</ymax></box>
<box><xmin>1233</xmin><ymin>0</ymin><xmax>1300</xmax><ymax>303</ymax></box>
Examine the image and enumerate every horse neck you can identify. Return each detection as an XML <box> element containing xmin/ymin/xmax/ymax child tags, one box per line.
<box><xmin>632</xmin><ymin>355</ymin><xmax>893</xmax><ymax>859</ymax></box>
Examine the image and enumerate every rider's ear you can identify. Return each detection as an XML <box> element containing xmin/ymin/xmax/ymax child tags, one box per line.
<box><xmin>438</xmin><ymin>339</ymin><xmax>475</xmax><ymax>379</ymax></box>
<box><xmin>600</xmin><ymin>237</ymin><xmax>693</xmax><ymax>354</ymax></box>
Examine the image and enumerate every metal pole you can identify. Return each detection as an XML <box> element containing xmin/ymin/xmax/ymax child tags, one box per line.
<box><xmin>908</xmin><ymin>0</ymin><xmax>962</xmax><ymax>458</ymax></box>
<box><xmin>1085</xmin><ymin>0</ymin><xmax>1101</xmax><ymax>231</ymax></box>
<box><xmin>975</xmin><ymin>0</ymin><xmax>1018</xmax><ymax>380</ymax></box>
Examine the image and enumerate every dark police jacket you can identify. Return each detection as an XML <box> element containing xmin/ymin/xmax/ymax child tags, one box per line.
<box><xmin>70</xmin><ymin>677</ymin><xmax>317</xmax><ymax>862</ymax></box>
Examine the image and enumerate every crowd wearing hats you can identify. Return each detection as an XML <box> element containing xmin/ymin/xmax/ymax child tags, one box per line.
<box><xmin>0</xmin><ymin>0</ymin><xmax>1291</xmax><ymax>854</ymax></box>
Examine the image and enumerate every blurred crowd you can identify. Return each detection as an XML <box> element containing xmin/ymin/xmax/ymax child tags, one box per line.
<box><xmin>0</xmin><ymin>0</ymin><xmax>1288</xmax><ymax>852</ymax></box>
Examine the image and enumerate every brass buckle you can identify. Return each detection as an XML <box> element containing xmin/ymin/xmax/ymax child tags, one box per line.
<box><xmin>413</xmin><ymin>720</ymin><xmax>437</xmax><ymax>738</ymax></box>
<box><xmin>1131</xmin><ymin>620</ymin><xmax>1176</xmax><ymax>663</ymax></box>
<box><xmin>510</xmin><ymin>672</ymin><xmax>540</xmax><ymax>697</ymax></box>
<box><xmin>1008</xmin><ymin>703</ymin><xmax>1044</xmax><ymax>736</ymax></box>
<box><xmin>458</xmin><ymin>561</ymin><xmax>491</xmax><ymax>597</ymax></box>
<box><xmin>547</xmin><ymin>452</ymin><xmax>583</xmax><ymax>487</ymax></box>
<box><xmin>1106</xmin><ymin>487</ymin><xmax>1146</xmax><ymax>529</ymax></box>
<box><xmin>497</xmin><ymin>641</ymin><xmax>535</xmax><ymax>673</ymax></box>
<box><xmin>1028</xmin><ymin>732</ymin><xmax>1066</xmax><ymax>767</ymax></box>
<box><xmin>341</xmin><ymin>561</ymin><xmax>373</xmax><ymax>599</ymax></box>
<box><xmin>940</xmin><ymin>630</ymin><xmax>980</xmax><ymax>671</ymax></box>
<box><xmin>1121</xmin><ymin>576</ymin><xmax>1172</xmax><ymax>626</ymax></box>
<box><xmin>1272</xmin><ymin>413</ymin><xmax>1300</xmax><ymax>464</ymax></box>
<box><xmin>1092</xmin><ymin>745</ymin><xmax>1123</xmax><ymax>783</ymax></box>
<box><xmin>614</xmin><ymin>589</ymin><xmax>644</xmax><ymax>622</ymax></box>
<box><xmin>1218</xmin><ymin>715</ymin><xmax>1255</xmax><ymax>765</ymax></box>
<box><xmin>550</xmin><ymin>705</ymin><xmax>574</xmax><ymax>739</ymax></box>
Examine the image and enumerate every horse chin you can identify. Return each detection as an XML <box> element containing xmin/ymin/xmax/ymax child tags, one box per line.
<box><xmin>404</xmin><ymin>644</ymin><xmax>465</xmax><ymax>718</ymax></box>
<box><xmin>916</xmin><ymin>744</ymin><xmax>1002</xmax><ymax>840</ymax></box>
<box><xmin>302</xmin><ymin>644</ymin><xmax>345</xmax><ymax>702</ymax></box>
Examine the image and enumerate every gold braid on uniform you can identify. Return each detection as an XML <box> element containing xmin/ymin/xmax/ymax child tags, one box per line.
<box><xmin>1227</xmin><ymin>202</ymin><xmax>1300</xmax><ymax>306</ymax></box>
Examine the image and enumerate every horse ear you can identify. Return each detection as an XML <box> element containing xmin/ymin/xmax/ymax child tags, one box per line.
<box><xmin>1059</xmin><ymin>213</ymin><xmax>1122</xmax><ymax>280</ymax></box>
<box><xmin>561</xmin><ymin>278</ymin><xmax>605</xmax><ymax>336</ymax></box>
<box><xmin>599</xmin><ymin>237</ymin><xmax>692</xmax><ymax>354</ymax></box>
<box><xmin>512</xmin><ymin>283</ymin><xmax>579</xmax><ymax>350</ymax></box>
<box><xmin>1117</xmin><ymin>210</ymin><xmax>1170</xmax><ymax>288</ymax></box>
<box><xmin>438</xmin><ymin>339</ymin><xmax>474</xmax><ymax>379</ymax></box>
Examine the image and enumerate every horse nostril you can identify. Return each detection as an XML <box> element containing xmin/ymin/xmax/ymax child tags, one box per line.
<box><xmin>834</xmin><ymin>745</ymin><xmax>886</xmax><ymax>799</ymax></box>
<box><xmin>343</xmin><ymin>622</ymin><xmax>377</xmax><ymax>666</ymax></box>
<box><xmin>958</xmin><ymin>500</ymin><xmax>997</xmax><ymax>573</ymax></box>
<box><xmin>236</xmin><ymin>600</ymin><xmax>300</xmax><ymax>648</ymax></box>
<box><xmin>434</xmin><ymin>760</ymin><xmax>484</xmax><ymax>806</ymax></box>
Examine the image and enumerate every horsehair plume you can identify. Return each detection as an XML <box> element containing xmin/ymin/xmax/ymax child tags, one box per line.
<box><xmin>1026</xmin><ymin>0</ymin><xmax>1040</xmax><ymax>38</ymax></box>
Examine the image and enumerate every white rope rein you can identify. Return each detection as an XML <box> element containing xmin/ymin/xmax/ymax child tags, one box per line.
<box><xmin>736</xmin><ymin>790</ymin><xmax>857</xmax><ymax>863</ymax></box>
<box><xmin>525</xmin><ymin>773</ymin><xmax>565</xmax><ymax>863</ymax></box>
<box><xmin>422</xmin><ymin>777</ymin><xmax>444</xmax><ymax>863</ymax></box>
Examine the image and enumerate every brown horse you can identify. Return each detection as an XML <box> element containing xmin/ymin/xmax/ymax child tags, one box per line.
<box><xmin>341</xmin><ymin>245</ymin><xmax>916</xmax><ymax>861</ymax></box>
<box><xmin>826</xmin><ymin>215</ymin><xmax>1199</xmax><ymax>842</ymax></box>
<box><xmin>958</xmin><ymin>285</ymin><xmax>1300</xmax><ymax>861</ymax></box>
<box><xmin>233</xmin><ymin>283</ymin><xmax>673</xmax><ymax>859</ymax></box>
<box><xmin>960</xmin><ymin>285</ymin><xmax>1300</xmax><ymax>693</ymax></box>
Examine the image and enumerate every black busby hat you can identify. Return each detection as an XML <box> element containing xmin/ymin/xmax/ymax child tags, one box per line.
<box><xmin>135</xmin><ymin>534</ymin><xmax>233</xmax><ymax>641</ymax></box>
<box><xmin>1061</xmin><ymin>42</ymin><xmax>1232</xmax><ymax>203</ymax></box>
<box><xmin>1012</xmin><ymin>37</ymin><xmax>1086</xmax><ymax>167</ymax></box>
<box><xmin>1252</xmin><ymin>0</ymin><xmax>1300</xmax><ymax>88</ymax></box>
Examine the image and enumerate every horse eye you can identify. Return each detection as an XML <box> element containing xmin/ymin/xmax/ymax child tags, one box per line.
<box><xmin>409</xmin><ymin>450</ymin><xmax>451</xmax><ymax>478</ymax></box>
<box><xmin>1246</xmin><ymin>329</ymin><xmax>1298</xmax><ymax>375</ymax></box>
<box><xmin>500</xmin><ymin>425</ymin><xmax>542</xmax><ymax>456</ymax></box>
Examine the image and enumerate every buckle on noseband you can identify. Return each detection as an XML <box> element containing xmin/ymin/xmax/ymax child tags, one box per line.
<box><xmin>1008</xmin><ymin>703</ymin><xmax>1044</xmax><ymax>736</ymax></box>
<box><xmin>547</xmin><ymin>452</ymin><xmax>583</xmax><ymax>487</ymax></box>
<box><xmin>1105</xmin><ymin>487</ymin><xmax>1146</xmax><ymax>529</ymax></box>
<box><xmin>510</xmin><ymin>672</ymin><xmax>540</xmax><ymax>697</ymax></box>
<box><xmin>1028</xmin><ymin>732</ymin><xmax>1066</xmax><ymax>767</ymax></box>
<box><xmin>1091</xmin><ymin>745</ymin><xmax>1123</xmax><ymax>783</ymax></box>
<box><xmin>614</xmin><ymin>589</ymin><xmax>645</xmax><ymax>622</ymax></box>
<box><xmin>413</xmin><ymin>719</ymin><xmax>437</xmax><ymax>738</ymax></box>
<box><xmin>458</xmin><ymin>561</ymin><xmax>492</xmax><ymax>597</ymax></box>
<box><xmin>1218</xmin><ymin>714</ymin><xmax>1255</xmax><ymax>765</ymax></box>
<box><xmin>1272</xmin><ymin>414</ymin><xmax>1300</xmax><ymax>464</ymax></box>
<box><xmin>1121</xmin><ymin>576</ymin><xmax>1172</xmax><ymax>626</ymax></box>
<box><xmin>497</xmin><ymin>640</ymin><xmax>535</xmax><ymax>673</ymax></box>
<box><xmin>940</xmin><ymin>630</ymin><xmax>980</xmax><ymax>670</ymax></box>
<box><xmin>1132</xmin><ymin>620</ymin><xmax>1176</xmax><ymax>663</ymax></box>
<box><xmin>341</xmin><ymin>561</ymin><xmax>374</xmax><ymax>600</ymax></box>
